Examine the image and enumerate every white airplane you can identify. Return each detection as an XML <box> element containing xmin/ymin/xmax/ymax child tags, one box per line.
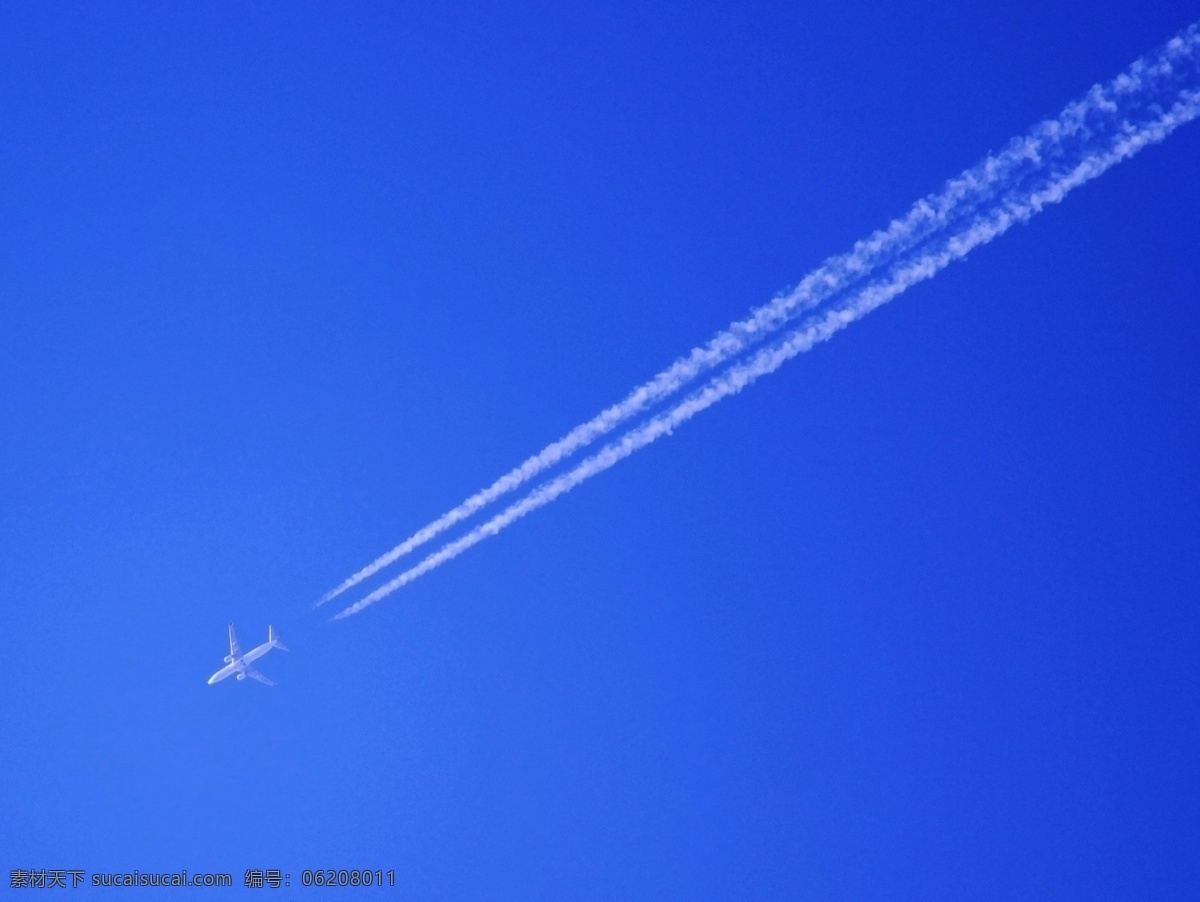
<box><xmin>207</xmin><ymin>624</ymin><xmax>288</xmax><ymax>686</ymax></box>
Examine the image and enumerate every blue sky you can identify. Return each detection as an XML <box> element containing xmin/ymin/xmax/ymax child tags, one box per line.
<box><xmin>3</xmin><ymin>3</ymin><xmax>1198</xmax><ymax>898</ymax></box>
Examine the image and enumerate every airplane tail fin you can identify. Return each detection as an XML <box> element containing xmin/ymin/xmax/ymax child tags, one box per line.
<box><xmin>269</xmin><ymin>625</ymin><xmax>289</xmax><ymax>651</ymax></box>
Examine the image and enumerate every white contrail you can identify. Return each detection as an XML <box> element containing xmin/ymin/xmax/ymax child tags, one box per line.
<box><xmin>325</xmin><ymin>24</ymin><xmax>1200</xmax><ymax>616</ymax></box>
<box><xmin>332</xmin><ymin>73</ymin><xmax>1200</xmax><ymax>620</ymax></box>
<box><xmin>315</xmin><ymin>24</ymin><xmax>1200</xmax><ymax>608</ymax></box>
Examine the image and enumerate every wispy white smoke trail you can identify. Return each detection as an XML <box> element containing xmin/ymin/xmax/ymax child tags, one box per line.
<box><xmin>327</xmin><ymin>24</ymin><xmax>1200</xmax><ymax>617</ymax></box>
<box><xmin>333</xmin><ymin>70</ymin><xmax>1200</xmax><ymax>620</ymax></box>
<box><xmin>316</xmin><ymin>29</ymin><xmax>1199</xmax><ymax>608</ymax></box>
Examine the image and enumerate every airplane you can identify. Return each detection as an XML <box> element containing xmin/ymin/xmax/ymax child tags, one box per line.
<box><xmin>207</xmin><ymin>624</ymin><xmax>288</xmax><ymax>686</ymax></box>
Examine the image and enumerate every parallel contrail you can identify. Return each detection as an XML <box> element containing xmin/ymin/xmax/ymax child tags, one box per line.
<box><xmin>315</xmin><ymin>30</ymin><xmax>1189</xmax><ymax>609</ymax></box>
<box><xmin>329</xmin><ymin>23</ymin><xmax>1200</xmax><ymax>618</ymax></box>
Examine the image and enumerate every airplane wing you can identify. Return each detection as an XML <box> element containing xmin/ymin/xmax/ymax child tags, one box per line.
<box><xmin>244</xmin><ymin>666</ymin><xmax>276</xmax><ymax>687</ymax></box>
<box><xmin>228</xmin><ymin>624</ymin><xmax>242</xmax><ymax>660</ymax></box>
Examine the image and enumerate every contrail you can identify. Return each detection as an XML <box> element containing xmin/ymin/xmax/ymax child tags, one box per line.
<box><xmin>333</xmin><ymin>64</ymin><xmax>1200</xmax><ymax>620</ymax></box>
<box><xmin>328</xmin><ymin>23</ymin><xmax>1200</xmax><ymax>618</ymax></box>
<box><xmin>315</xmin><ymin>27</ymin><xmax>1198</xmax><ymax>608</ymax></box>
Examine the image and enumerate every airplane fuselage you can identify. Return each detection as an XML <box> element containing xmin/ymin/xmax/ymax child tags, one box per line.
<box><xmin>206</xmin><ymin>641</ymin><xmax>273</xmax><ymax>684</ymax></box>
<box><xmin>207</xmin><ymin>625</ymin><xmax>288</xmax><ymax>686</ymax></box>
